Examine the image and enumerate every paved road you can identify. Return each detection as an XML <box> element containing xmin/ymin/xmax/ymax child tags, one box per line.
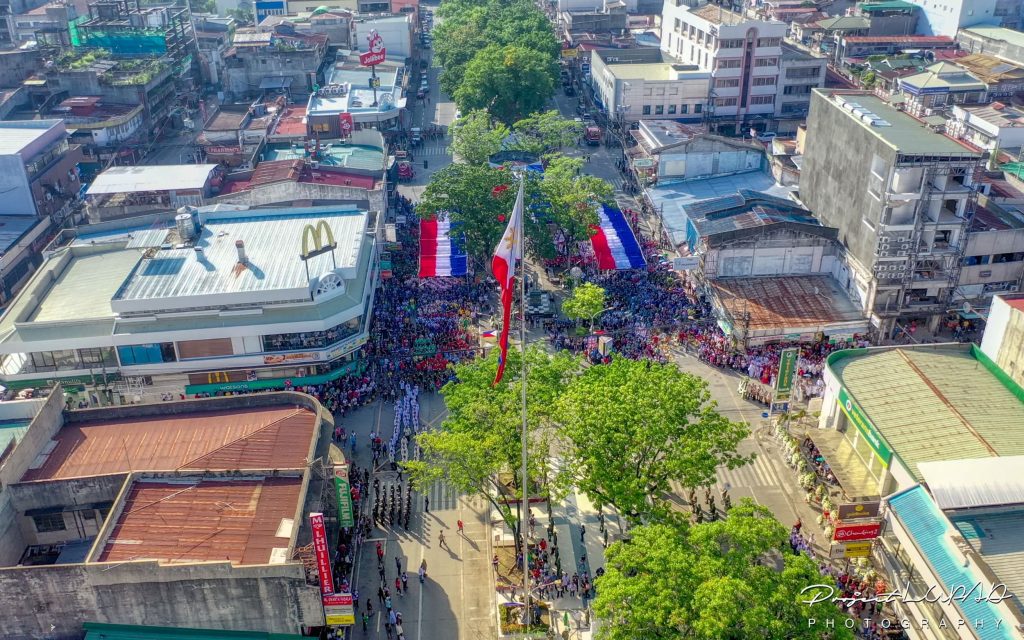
<box><xmin>346</xmin><ymin>394</ymin><xmax>496</xmax><ymax>640</ymax></box>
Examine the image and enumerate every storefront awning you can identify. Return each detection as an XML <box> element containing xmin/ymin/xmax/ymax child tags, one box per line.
<box><xmin>805</xmin><ymin>429</ymin><xmax>882</xmax><ymax>500</ymax></box>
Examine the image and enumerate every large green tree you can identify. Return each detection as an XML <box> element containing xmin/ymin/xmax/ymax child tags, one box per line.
<box><xmin>561</xmin><ymin>282</ymin><xmax>606</xmax><ymax>330</ymax></box>
<box><xmin>405</xmin><ymin>347</ymin><xmax>579</xmax><ymax>549</ymax></box>
<box><xmin>417</xmin><ymin>159</ymin><xmax>608</xmax><ymax>267</ymax></box>
<box><xmin>593</xmin><ymin>504</ymin><xmax>854</xmax><ymax>640</ymax></box>
<box><xmin>557</xmin><ymin>356</ymin><xmax>751</xmax><ymax>521</ymax></box>
<box><xmin>508</xmin><ymin>110</ymin><xmax>583</xmax><ymax>156</ymax></box>
<box><xmin>453</xmin><ymin>44</ymin><xmax>557</xmax><ymax>125</ymax></box>
<box><xmin>449</xmin><ymin>109</ymin><xmax>509</xmax><ymax>166</ymax></box>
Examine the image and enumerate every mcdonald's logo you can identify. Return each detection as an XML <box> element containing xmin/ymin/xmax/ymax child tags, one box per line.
<box><xmin>301</xmin><ymin>219</ymin><xmax>338</xmax><ymax>261</ymax></box>
<box><xmin>207</xmin><ymin>371</ymin><xmax>230</xmax><ymax>384</ymax></box>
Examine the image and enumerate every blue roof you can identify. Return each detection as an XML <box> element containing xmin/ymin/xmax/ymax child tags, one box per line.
<box><xmin>888</xmin><ymin>485</ymin><xmax>1017</xmax><ymax>639</ymax></box>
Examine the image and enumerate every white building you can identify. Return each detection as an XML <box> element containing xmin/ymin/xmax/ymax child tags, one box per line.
<box><xmin>590</xmin><ymin>48</ymin><xmax>710</xmax><ymax>122</ymax></box>
<box><xmin>660</xmin><ymin>2</ymin><xmax>814</xmax><ymax>134</ymax></box>
<box><xmin>352</xmin><ymin>14</ymin><xmax>413</xmax><ymax>59</ymax></box>
<box><xmin>948</xmin><ymin>102</ymin><xmax>1024</xmax><ymax>151</ymax></box>
<box><xmin>0</xmin><ymin>205</ymin><xmax>379</xmax><ymax>401</ymax></box>
<box><xmin>902</xmin><ymin>0</ymin><xmax>1002</xmax><ymax>37</ymax></box>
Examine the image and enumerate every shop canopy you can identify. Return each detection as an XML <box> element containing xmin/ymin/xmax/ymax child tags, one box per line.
<box><xmin>918</xmin><ymin>456</ymin><xmax>1024</xmax><ymax>510</ymax></box>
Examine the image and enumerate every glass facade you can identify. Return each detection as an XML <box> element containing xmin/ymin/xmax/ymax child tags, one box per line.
<box><xmin>262</xmin><ymin>318</ymin><xmax>361</xmax><ymax>352</ymax></box>
<box><xmin>117</xmin><ymin>343</ymin><xmax>177</xmax><ymax>365</ymax></box>
<box><xmin>3</xmin><ymin>347</ymin><xmax>118</xmax><ymax>374</ymax></box>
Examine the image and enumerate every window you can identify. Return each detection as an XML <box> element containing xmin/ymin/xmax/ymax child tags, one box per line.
<box><xmin>963</xmin><ymin>255</ymin><xmax>991</xmax><ymax>266</ymax></box>
<box><xmin>669</xmin><ymin>86</ymin><xmax>678</xmax><ymax>95</ymax></box>
<box><xmin>716</xmin><ymin>59</ymin><xmax>742</xmax><ymax>70</ymax></box>
<box><xmin>784</xmin><ymin>84</ymin><xmax>814</xmax><ymax>95</ymax></box>
<box><xmin>754</xmin><ymin>57</ymin><xmax>778</xmax><ymax>67</ymax></box>
<box><xmin>79</xmin><ymin>347</ymin><xmax>117</xmax><ymax>367</ymax></box>
<box><xmin>752</xmin><ymin>76</ymin><xmax>776</xmax><ymax>86</ymax></box>
<box><xmin>786</xmin><ymin>67</ymin><xmax>821</xmax><ymax>79</ymax></box>
<box><xmin>716</xmin><ymin>78</ymin><xmax>740</xmax><ymax>88</ymax></box>
<box><xmin>642</xmin><ymin>105</ymin><xmax>651</xmax><ymax>115</ymax></box>
<box><xmin>781</xmin><ymin>102</ymin><xmax>809</xmax><ymax>114</ymax></box>
<box><xmin>668</xmin><ymin>104</ymin><xmax>677</xmax><ymax>114</ymax></box>
<box><xmin>715</xmin><ymin>97</ymin><xmax>738</xmax><ymax>107</ymax></box>
<box><xmin>655</xmin><ymin>105</ymin><xmax>664</xmax><ymax>115</ymax></box>
<box><xmin>694</xmin><ymin>104</ymin><xmax>702</xmax><ymax>113</ymax></box>
<box><xmin>33</xmin><ymin>513</ymin><xmax>66</xmax><ymax>533</ymax></box>
<box><xmin>751</xmin><ymin>95</ymin><xmax>775</xmax><ymax>105</ymax></box>
<box><xmin>756</xmin><ymin>37</ymin><xmax>781</xmax><ymax>47</ymax></box>
<box><xmin>262</xmin><ymin>318</ymin><xmax>361</xmax><ymax>352</ymax></box>
<box><xmin>680</xmin><ymin>104</ymin><xmax>688</xmax><ymax>114</ymax></box>
<box><xmin>81</xmin><ymin>509</ymin><xmax>97</xmax><ymax>521</ymax></box>
<box><xmin>719</xmin><ymin>38</ymin><xmax>744</xmax><ymax>49</ymax></box>
<box><xmin>117</xmin><ymin>343</ymin><xmax>177</xmax><ymax>366</ymax></box>
<box><xmin>993</xmin><ymin>252</ymin><xmax>1024</xmax><ymax>263</ymax></box>
<box><xmin>674</xmin><ymin>17</ymin><xmax>681</xmax><ymax>32</ymax></box>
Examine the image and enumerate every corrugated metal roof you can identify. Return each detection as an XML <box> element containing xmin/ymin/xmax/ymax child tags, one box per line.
<box><xmin>113</xmin><ymin>208</ymin><xmax>367</xmax><ymax>303</ymax></box>
<box><xmin>919</xmin><ymin>457</ymin><xmax>1024</xmax><ymax>509</ymax></box>
<box><xmin>87</xmin><ymin>165</ymin><xmax>219</xmax><ymax>195</ymax></box>
<box><xmin>834</xmin><ymin>346</ymin><xmax>1024</xmax><ymax>480</ymax></box>
<box><xmin>888</xmin><ymin>486</ymin><xmax>1016</xmax><ymax>639</ymax></box>
<box><xmin>126</xmin><ymin>228</ymin><xmax>171</xmax><ymax>249</ymax></box>
<box><xmin>951</xmin><ymin>510</ymin><xmax>1024</xmax><ymax>617</ymax></box>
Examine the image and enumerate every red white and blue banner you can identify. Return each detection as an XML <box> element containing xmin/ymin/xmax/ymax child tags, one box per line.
<box><xmin>590</xmin><ymin>204</ymin><xmax>646</xmax><ymax>270</ymax></box>
<box><xmin>419</xmin><ymin>217</ymin><xmax>468</xmax><ymax>277</ymax></box>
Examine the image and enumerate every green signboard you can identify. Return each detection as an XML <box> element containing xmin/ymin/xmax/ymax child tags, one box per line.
<box><xmin>837</xmin><ymin>386</ymin><xmax>892</xmax><ymax>466</ymax></box>
<box><xmin>334</xmin><ymin>468</ymin><xmax>355</xmax><ymax>528</ymax></box>
<box><xmin>183</xmin><ymin>360</ymin><xmax>365</xmax><ymax>396</ymax></box>
<box><xmin>775</xmin><ymin>348</ymin><xmax>798</xmax><ymax>396</ymax></box>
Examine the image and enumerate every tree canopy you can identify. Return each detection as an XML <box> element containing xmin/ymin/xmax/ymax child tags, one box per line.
<box><xmin>557</xmin><ymin>356</ymin><xmax>751</xmax><ymax>521</ymax></box>
<box><xmin>449</xmin><ymin>109</ymin><xmax>509</xmax><ymax>166</ymax></box>
<box><xmin>405</xmin><ymin>346</ymin><xmax>579</xmax><ymax>547</ymax></box>
<box><xmin>593</xmin><ymin>503</ymin><xmax>855</xmax><ymax>640</ymax></box>
<box><xmin>561</xmin><ymin>282</ymin><xmax>606</xmax><ymax>329</ymax></box>
<box><xmin>453</xmin><ymin>44</ymin><xmax>557</xmax><ymax>125</ymax></box>
<box><xmin>417</xmin><ymin>159</ymin><xmax>607</xmax><ymax>267</ymax></box>
<box><xmin>508</xmin><ymin>111</ymin><xmax>583</xmax><ymax>156</ymax></box>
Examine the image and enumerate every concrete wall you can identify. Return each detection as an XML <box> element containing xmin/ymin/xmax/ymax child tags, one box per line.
<box><xmin>904</xmin><ymin>0</ymin><xmax>997</xmax><ymax>36</ymax></box>
<box><xmin>801</xmin><ymin>90</ymin><xmax>893</xmax><ymax>270</ymax></box>
<box><xmin>0</xmin><ymin>559</ymin><xmax>324</xmax><ymax>638</ymax></box>
<box><xmin>8</xmin><ymin>474</ymin><xmax>127</xmax><ymax>516</ymax></box>
<box><xmin>957</xmin><ymin>29</ymin><xmax>1024</xmax><ymax>66</ymax></box>
<box><xmin>982</xmin><ymin>295</ymin><xmax>1024</xmax><ymax>386</ymax></box>
<box><xmin>0</xmin><ymin>154</ymin><xmax>34</xmax><ymax>215</ymax></box>
<box><xmin>214</xmin><ymin>180</ymin><xmax>384</xmax><ymax>213</ymax></box>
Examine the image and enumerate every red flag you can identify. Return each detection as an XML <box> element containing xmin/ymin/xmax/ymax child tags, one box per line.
<box><xmin>491</xmin><ymin>180</ymin><xmax>525</xmax><ymax>385</ymax></box>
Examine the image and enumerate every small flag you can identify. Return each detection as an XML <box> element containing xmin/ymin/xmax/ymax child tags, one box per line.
<box><xmin>481</xmin><ymin>330</ymin><xmax>496</xmax><ymax>340</ymax></box>
<box><xmin>491</xmin><ymin>180</ymin><xmax>525</xmax><ymax>385</ymax></box>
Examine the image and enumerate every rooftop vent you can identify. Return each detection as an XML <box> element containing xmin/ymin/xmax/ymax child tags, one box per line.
<box><xmin>236</xmin><ymin>239</ymin><xmax>247</xmax><ymax>264</ymax></box>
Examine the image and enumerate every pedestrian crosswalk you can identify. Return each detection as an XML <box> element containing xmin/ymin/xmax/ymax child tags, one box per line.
<box><xmin>423</xmin><ymin>479</ymin><xmax>461</xmax><ymax>511</ymax></box>
<box><xmin>414</xmin><ymin>141</ymin><xmax>452</xmax><ymax>157</ymax></box>
<box><xmin>669</xmin><ymin>454</ymin><xmax>783</xmax><ymax>499</ymax></box>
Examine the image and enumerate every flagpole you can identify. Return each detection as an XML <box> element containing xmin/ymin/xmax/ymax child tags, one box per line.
<box><xmin>517</xmin><ymin>174</ymin><xmax>531</xmax><ymax>628</ymax></box>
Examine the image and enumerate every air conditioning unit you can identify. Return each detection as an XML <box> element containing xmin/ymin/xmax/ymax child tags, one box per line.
<box><xmin>897</xmin><ymin>251</ymin><xmax>907</xmax><ymax>257</ymax></box>
<box><xmin>900</xmin><ymin>243</ymin><xmax>910</xmax><ymax>250</ymax></box>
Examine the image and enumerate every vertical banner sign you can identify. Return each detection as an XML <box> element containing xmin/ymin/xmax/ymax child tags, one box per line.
<box><xmin>309</xmin><ymin>512</ymin><xmax>334</xmax><ymax>595</ymax></box>
<box><xmin>323</xmin><ymin>593</ymin><xmax>356</xmax><ymax>626</ymax></box>
<box><xmin>775</xmin><ymin>347</ymin><xmax>798</xmax><ymax>397</ymax></box>
<box><xmin>339</xmin><ymin>112</ymin><xmax>353</xmax><ymax>137</ymax></box>
<box><xmin>334</xmin><ymin>464</ymin><xmax>355</xmax><ymax>528</ymax></box>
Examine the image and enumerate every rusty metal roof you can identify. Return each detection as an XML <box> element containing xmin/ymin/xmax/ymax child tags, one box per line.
<box><xmin>98</xmin><ymin>477</ymin><xmax>302</xmax><ymax>565</ymax></box>
<box><xmin>710</xmin><ymin>275</ymin><xmax>865</xmax><ymax>332</ymax></box>
<box><xmin>21</xmin><ymin>407</ymin><xmax>316</xmax><ymax>482</ymax></box>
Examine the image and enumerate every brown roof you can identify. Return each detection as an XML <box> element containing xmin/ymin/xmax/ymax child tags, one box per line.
<box><xmin>710</xmin><ymin>275</ymin><xmax>864</xmax><ymax>331</ymax></box>
<box><xmin>21</xmin><ymin>407</ymin><xmax>316</xmax><ymax>482</ymax></box>
<box><xmin>98</xmin><ymin>477</ymin><xmax>301</xmax><ymax>565</ymax></box>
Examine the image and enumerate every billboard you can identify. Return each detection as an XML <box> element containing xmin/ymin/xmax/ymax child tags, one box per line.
<box><xmin>775</xmin><ymin>347</ymin><xmax>798</xmax><ymax>396</ymax></box>
<box><xmin>828</xmin><ymin>541</ymin><xmax>873</xmax><ymax>560</ymax></box>
<box><xmin>334</xmin><ymin>464</ymin><xmax>355</xmax><ymax>528</ymax></box>
<box><xmin>837</xmin><ymin>501</ymin><xmax>880</xmax><ymax>521</ymax></box>
<box><xmin>339</xmin><ymin>113</ymin><xmax>353</xmax><ymax>137</ymax></box>
<box><xmin>360</xmin><ymin>30</ymin><xmax>386</xmax><ymax>66</ymax></box>
<box><xmin>833</xmin><ymin>520</ymin><xmax>882</xmax><ymax>543</ymax></box>
<box><xmin>309</xmin><ymin>512</ymin><xmax>334</xmax><ymax>595</ymax></box>
<box><xmin>323</xmin><ymin>592</ymin><xmax>356</xmax><ymax>626</ymax></box>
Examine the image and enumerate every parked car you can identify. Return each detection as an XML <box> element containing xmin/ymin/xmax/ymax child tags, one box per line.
<box><xmin>563</xmin><ymin>84</ymin><xmax>576</xmax><ymax>96</ymax></box>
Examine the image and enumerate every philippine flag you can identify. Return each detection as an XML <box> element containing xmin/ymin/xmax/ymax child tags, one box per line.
<box><xmin>589</xmin><ymin>204</ymin><xmax>646</xmax><ymax>270</ymax></box>
<box><xmin>491</xmin><ymin>180</ymin><xmax>525</xmax><ymax>385</ymax></box>
<box><xmin>419</xmin><ymin>216</ymin><xmax>468</xmax><ymax>278</ymax></box>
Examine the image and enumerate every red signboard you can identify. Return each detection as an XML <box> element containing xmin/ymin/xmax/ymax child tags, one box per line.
<box><xmin>310</xmin><ymin>512</ymin><xmax>334</xmax><ymax>595</ymax></box>
<box><xmin>833</xmin><ymin>520</ymin><xmax>882</xmax><ymax>543</ymax></box>
<box><xmin>339</xmin><ymin>113</ymin><xmax>353</xmax><ymax>136</ymax></box>
<box><xmin>360</xmin><ymin>29</ymin><xmax>386</xmax><ymax>66</ymax></box>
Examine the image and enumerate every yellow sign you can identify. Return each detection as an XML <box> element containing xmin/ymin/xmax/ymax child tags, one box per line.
<box><xmin>325</xmin><ymin>612</ymin><xmax>355</xmax><ymax>626</ymax></box>
<box><xmin>830</xmin><ymin>541</ymin><xmax>873</xmax><ymax>559</ymax></box>
<box><xmin>561</xmin><ymin>48</ymin><xmax>578</xmax><ymax>58</ymax></box>
<box><xmin>301</xmin><ymin>219</ymin><xmax>338</xmax><ymax>260</ymax></box>
<box><xmin>207</xmin><ymin>371</ymin><xmax>229</xmax><ymax>384</ymax></box>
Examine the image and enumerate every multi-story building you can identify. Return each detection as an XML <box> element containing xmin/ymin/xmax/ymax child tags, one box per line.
<box><xmin>775</xmin><ymin>44</ymin><xmax>825</xmax><ymax>126</ymax></box>
<box><xmin>801</xmin><ymin>90</ymin><xmax>983</xmax><ymax>336</ymax></box>
<box><xmin>589</xmin><ymin>48</ymin><xmax>710</xmax><ymax>123</ymax></box>
<box><xmin>193</xmin><ymin>14</ymin><xmax>234</xmax><ymax>88</ymax></box>
<box><xmin>224</xmin><ymin>26</ymin><xmax>328</xmax><ymax>99</ymax></box>
<box><xmin>902</xmin><ymin>0</ymin><xmax>1019</xmax><ymax>36</ymax></box>
<box><xmin>0</xmin><ymin>205</ymin><xmax>379</xmax><ymax>399</ymax></box>
<box><xmin>0</xmin><ymin>0</ymin><xmax>47</xmax><ymax>46</ymax></box>
<box><xmin>980</xmin><ymin>293</ymin><xmax>1024</xmax><ymax>386</ymax></box>
<box><xmin>8</xmin><ymin>0</ymin><xmax>75</xmax><ymax>43</ymax></box>
<box><xmin>897</xmin><ymin>61</ymin><xmax>988</xmax><ymax>117</ymax></box>
<box><xmin>305</xmin><ymin>50</ymin><xmax>406</xmax><ymax>132</ymax></box>
<box><xmin>958</xmin><ymin>26</ymin><xmax>1024</xmax><ymax>66</ymax></box>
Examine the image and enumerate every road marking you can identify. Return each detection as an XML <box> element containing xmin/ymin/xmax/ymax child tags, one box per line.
<box><xmin>417</xmin><ymin>540</ymin><xmax>425</xmax><ymax>640</ymax></box>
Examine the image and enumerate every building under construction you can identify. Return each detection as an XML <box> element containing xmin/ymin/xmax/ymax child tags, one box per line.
<box><xmin>69</xmin><ymin>0</ymin><xmax>195</xmax><ymax>71</ymax></box>
<box><xmin>802</xmin><ymin>89</ymin><xmax>983</xmax><ymax>338</ymax></box>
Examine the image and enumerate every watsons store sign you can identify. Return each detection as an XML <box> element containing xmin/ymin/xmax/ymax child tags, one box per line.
<box><xmin>838</xmin><ymin>386</ymin><xmax>893</xmax><ymax>466</ymax></box>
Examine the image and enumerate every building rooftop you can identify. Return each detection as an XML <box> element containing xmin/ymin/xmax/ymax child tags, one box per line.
<box><xmin>29</xmin><ymin>248</ymin><xmax>141</xmax><ymax>321</ymax></box>
<box><xmin>0</xmin><ymin>216</ymin><xmax>43</xmax><ymax>255</ymax></box>
<box><xmin>858</xmin><ymin>0</ymin><xmax>917</xmax><ymax>11</ymax></box>
<box><xmin>899</xmin><ymin>61</ymin><xmax>987</xmax><ymax>93</ymax></box>
<box><xmin>842</xmin><ymin>35</ymin><xmax>954</xmax><ymax>44</ymax></box>
<box><xmin>20</xmin><ymin>406</ymin><xmax>317</xmax><ymax>482</ymax></box>
<box><xmin>263</xmin><ymin>142</ymin><xmax>385</xmax><ymax>170</ymax></box>
<box><xmin>709</xmin><ymin>275</ymin><xmax>864</xmax><ymax>333</ymax></box>
<box><xmin>82</xmin><ymin>622</ymin><xmax>307</xmax><ymax>640</ymax></box>
<box><xmin>962</xmin><ymin>26</ymin><xmax>1024</xmax><ymax>50</ymax></box>
<box><xmin>634</xmin><ymin>120</ymin><xmax>702</xmax><ymax>151</ymax></box>
<box><xmin>204</xmin><ymin>108</ymin><xmax>250</xmax><ymax>132</ymax></box>
<box><xmin>951</xmin><ymin>509</ymin><xmax>1024</xmax><ymax>617</ymax></box>
<box><xmin>647</xmin><ymin>170</ymin><xmax>796</xmax><ymax>247</ymax></box>
<box><xmin>955</xmin><ymin>53</ymin><xmax>1024</xmax><ymax>85</ymax></box>
<box><xmin>271</xmin><ymin>105</ymin><xmax>307</xmax><ymax>137</ymax></box>
<box><xmin>830</xmin><ymin>344</ymin><xmax>1024</xmax><ymax>481</ymax></box>
<box><xmin>816</xmin><ymin>15</ymin><xmax>870</xmax><ymax>30</ymax></box>
<box><xmin>0</xmin><ymin>419</ymin><xmax>31</xmax><ymax>460</ymax></box>
<box><xmin>605</xmin><ymin>62</ymin><xmax>706</xmax><ymax>81</ymax></box>
<box><xmin>824</xmin><ymin>92</ymin><xmax>978</xmax><ymax>156</ymax></box>
<box><xmin>958</xmin><ymin>102</ymin><xmax>1024</xmax><ymax>129</ymax></box>
<box><xmin>888</xmin><ymin>485</ymin><xmax>1018</xmax><ymax>639</ymax></box>
<box><xmin>0</xmin><ymin>120</ymin><xmax>63</xmax><ymax>156</ymax></box>
<box><xmin>97</xmin><ymin>476</ymin><xmax>302</xmax><ymax>565</ymax></box>
<box><xmin>87</xmin><ymin>165</ymin><xmax>219</xmax><ymax>195</ymax></box>
<box><xmin>689</xmin><ymin>4</ymin><xmax>773</xmax><ymax>26</ymax></box>
<box><xmin>683</xmin><ymin>190</ymin><xmax>832</xmax><ymax>246</ymax></box>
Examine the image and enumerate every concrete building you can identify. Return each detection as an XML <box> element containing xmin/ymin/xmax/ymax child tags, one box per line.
<box><xmin>72</xmin><ymin>0</ymin><xmax>196</xmax><ymax>75</ymax></box>
<box><xmin>0</xmin><ymin>390</ymin><xmax>335</xmax><ymax>637</ymax></box>
<box><xmin>629</xmin><ymin>119</ymin><xmax>763</xmax><ymax>182</ymax></box>
<box><xmin>48</xmin><ymin>96</ymin><xmax>146</xmax><ymax>163</ymax></box>
<box><xmin>0</xmin><ymin>204</ymin><xmax>378</xmax><ymax>401</ymax></box>
<box><xmin>897</xmin><ymin>61</ymin><xmax>989</xmax><ymax>117</ymax></box>
<box><xmin>958</xmin><ymin>26</ymin><xmax>1024</xmax><ymax>66</ymax></box>
<box><xmin>193</xmin><ymin>14</ymin><xmax>235</xmax><ymax>88</ymax></box>
<box><xmin>660</xmin><ymin>3</ymin><xmax>787</xmax><ymax>133</ymax></box>
<box><xmin>775</xmin><ymin>44</ymin><xmax>826</xmax><ymax>126</ymax></box>
<box><xmin>836</xmin><ymin>34</ymin><xmax>955</xmax><ymax>59</ymax></box>
<box><xmin>901</xmin><ymin>0</ymin><xmax>1001</xmax><ymax>37</ymax></box>
<box><xmin>957</xmin><ymin>202</ymin><xmax>1024</xmax><ymax>305</ymax></box>
<box><xmin>801</xmin><ymin>90</ymin><xmax>983</xmax><ymax>336</ymax></box>
<box><xmin>560</xmin><ymin>8</ymin><xmax>628</xmax><ymax>36</ymax></box>
<box><xmin>260</xmin><ymin>9</ymin><xmax>354</xmax><ymax>49</ymax></box>
<box><xmin>980</xmin><ymin>293</ymin><xmax>1024</xmax><ymax>385</ymax></box>
<box><xmin>953</xmin><ymin>52</ymin><xmax>1024</xmax><ymax>98</ymax></box>
<box><xmin>589</xmin><ymin>48</ymin><xmax>709</xmax><ymax>123</ymax></box>
<box><xmin>0</xmin><ymin>0</ymin><xmax>49</xmax><ymax>46</ymax></box>
<box><xmin>948</xmin><ymin>102</ymin><xmax>1024</xmax><ymax>151</ymax></box>
<box><xmin>8</xmin><ymin>0</ymin><xmax>75</xmax><ymax>42</ymax></box>
<box><xmin>225</xmin><ymin>27</ymin><xmax>329</xmax><ymax>100</ymax></box>
<box><xmin>0</xmin><ymin>120</ymin><xmax>82</xmax><ymax>218</ymax></box>
<box><xmin>811</xmin><ymin>343</ymin><xmax>1024</xmax><ymax>638</ymax></box>
<box><xmin>84</xmin><ymin>164</ymin><xmax>221</xmax><ymax>222</ymax></box>
<box><xmin>557</xmin><ymin>0</ymin><xmax>661</xmax><ymax>15</ymax></box>
<box><xmin>305</xmin><ymin>50</ymin><xmax>406</xmax><ymax>131</ymax></box>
